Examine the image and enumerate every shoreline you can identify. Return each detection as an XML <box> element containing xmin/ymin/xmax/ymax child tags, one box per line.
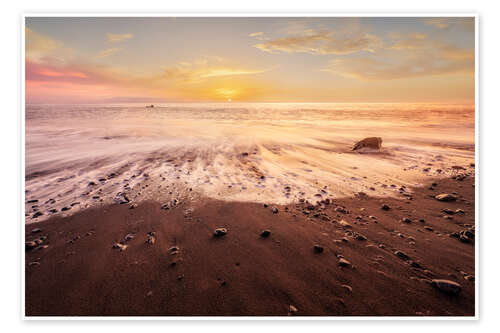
<box><xmin>25</xmin><ymin>173</ymin><xmax>475</xmax><ymax>316</ymax></box>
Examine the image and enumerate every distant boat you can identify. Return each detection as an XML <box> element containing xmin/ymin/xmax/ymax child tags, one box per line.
<box><xmin>146</xmin><ymin>104</ymin><xmax>154</xmax><ymax>108</ymax></box>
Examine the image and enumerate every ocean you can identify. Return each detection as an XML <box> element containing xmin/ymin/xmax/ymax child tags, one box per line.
<box><xmin>25</xmin><ymin>103</ymin><xmax>475</xmax><ymax>223</ymax></box>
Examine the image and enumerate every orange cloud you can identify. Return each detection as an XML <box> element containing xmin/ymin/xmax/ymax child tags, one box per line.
<box><xmin>161</xmin><ymin>57</ymin><xmax>270</xmax><ymax>84</ymax></box>
<box><xmin>252</xmin><ymin>29</ymin><xmax>382</xmax><ymax>55</ymax></box>
<box><xmin>95</xmin><ymin>48</ymin><xmax>121</xmax><ymax>59</ymax></box>
<box><xmin>106</xmin><ymin>33</ymin><xmax>133</xmax><ymax>43</ymax></box>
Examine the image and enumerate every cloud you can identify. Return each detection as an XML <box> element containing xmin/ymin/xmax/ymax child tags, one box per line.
<box><xmin>423</xmin><ymin>18</ymin><xmax>475</xmax><ymax>31</ymax></box>
<box><xmin>252</xmin><ymin>29</ymin><xmax>382</xmax><ymax>55</ymax></box>
<box><xmin>322</xmin><ymin>43</ymin><xmax>474</xmax><ymax>80</ymax></box>
<box><xmin>95</xmin><ymin>48</ymin><xmax>121</xmax><ymax>59</ymax></box>
<box><xmin>161</xmin><ymin>57</ymin><xmax>269</xmax><ymax>84</ymax></box>
<box><xmin>106</xmin><ymin>33</ymin><xmax>134</xmax><ymax>43</ymax></box>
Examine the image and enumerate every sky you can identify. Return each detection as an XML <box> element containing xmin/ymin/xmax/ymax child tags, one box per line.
<box><xmin>25</xmin><ymin>17</ymin><xmax>475</xmax><ymax>103</ymax></box>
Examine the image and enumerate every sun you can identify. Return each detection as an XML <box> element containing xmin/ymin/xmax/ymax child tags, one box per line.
<box><xmin>227</xmin><ymin>98</ymin><xmax>232</xmax><ymax>102</ymax></box>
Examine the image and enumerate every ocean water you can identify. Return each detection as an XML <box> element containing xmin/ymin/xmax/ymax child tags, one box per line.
<box><xmin>25</xmin><ymin>103</ymin><xmax>475</xmax><ymax>223</ymax></box>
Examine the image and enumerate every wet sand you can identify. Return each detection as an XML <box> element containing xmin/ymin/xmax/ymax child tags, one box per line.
<box><xmin>25</xmin><ymin>174</ymin><xmax>475</xmax><ymax>316</ymax></box>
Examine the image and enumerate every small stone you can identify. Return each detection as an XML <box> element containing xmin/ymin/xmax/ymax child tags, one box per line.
<box><xmin>25</xmin><ymin>241</ymin><xmax>37</xmax><ymax>251</ymax></box>
<box><xmin>464</xmin><ymin>275</ymin><xmax>475</xmax><ymax>282</ymax></box>
<box><xmin>32</xmin><ymin>212</ymin><xmax>43</xmax><ymax>218</ymax></box>
<box><xmin>431</xmin><ymin>279</ymin><xmax>462</xmax><ymax>295</ymax></box>
<box><xmin>124</xmin><ymin>233</ymin><xmax>135</xmax><ymax>241</ymax></box>
<box><xmin>129</xmin><ymin>203</ymin><xmax>137</xmax><ymax>209</ymax></box>
<box><xmin>401</xmin><ymin>217</ymin><xmax>412</xmax><ymax>223</ymax></box>
<box><xmin>338</xmin><ymin>258</ymin><xmax>352</xmax><ymax>267</ymax></box>
<box><xmin>112</xmin><ymin>243</ymin><xmax>128</xmax><ymax>251</ymax></box>
<box><xmin>289</xmin><ymin>305</ymin><xmax>298</xmax><ymax>314</ymax></box>
<box><xmin>213</xmin><ymin>228</ymin><xmax>227</xmax><ymax>237</ymax></box>
<box><xmin>338</xmin><ymin>220</ymin><xmax>352</xmax><ymax>228</ymax></box>
<box><xmin>145</xmin><ymin>235</ymin><xmax>156</xmax><ymax>244</ymax></box>
<box><xmin>395</xmin><ymin>250</ymin><xmax>409</xmax><ymax>260</ymax></box>
<box><xmin>341</xmin><ymin>284</ymin><xmax>352</xmax><ymax>294</ymax></box>
<box><xmin>435</xmin><ymin>193</ymin><xmax>457</xmax><ymax>202</ymax></box>
<box><xmin>31</xmin><ymin>228</ymin><xmax>42</xmax><ymax>233</ymax></box>
<box><xmin>381</xmin><ymin>204</ymin><xmax>391</xmax><ymax>211</ymax></box>
<box><xmin>28</xmin><ymin>261</ymin><xmax>40</xmax><ymax>267</ymax></box>
<box><xmin>313</xmin><ymin>245</ymin><xmax>324</xmax><ymax>253</ymax></box>
<box><xmin>355</xmin><ymin>234</ymin><xmax>367</xmax><ymax>241</ymax></box>
<box><xmin>260</xmin><ymin>230</ymin><xmax>271</xmax><ymax>238</ymax></box>
<box><xmin>271</xmin><ymin>207</ymin><xmax>279</xmax><ymax>214</ymax></box>
<box><xmin>61</xmin><ymin>206</ymin><xmax>70</xmax><ymax>211</ymax></box>
<box><xmin>424</xmin><ymin>226</ymin><xmax>434</xmax><ymax>232</ymax></box>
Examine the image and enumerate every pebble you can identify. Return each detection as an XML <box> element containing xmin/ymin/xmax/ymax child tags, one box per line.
<box><xmin>341</xmin><ymin>284</ymin><xmax>353</xmax><ymax>294</ymax></box>
<box><xmin>112</xmin><ymin>243</ymin><xmax>128</xmax><ymax>251</ymax></box>
<box><xmin>31</xmin><ymin>228</ymin><xmax>42</xmax><ymax>233</ymax></box>
<box><xmin>213</xmin><ymin>228</ymin><xmax>227</xmax><ymax>237</ymax></box>
<box><xmin>338</xmin><ymin>258</ymin><xmax>352</xmax><ymax>267</ymax></box>
<box><xmin>271</xmin><ymin>207</ymin><xmax>279</xmax><ymax>214</ymax></box>
<box><xmin>145</xmin><ymin>235</ymin><xmax>156</xmax><ymax>244</ymax></box>
<box><xmin>313</xmin><ymin>245</ymin><xmax>324</xmax><ymax>253</ymax></box>
<box><xmin>289</xmin><ymin>305</ymin><xmax>298</xmax><ymax>315</ymax></box>
<box><xmin>401</xmin><ymin>218</ymin><xmax>412</xmax><ymax>223</ymax></box>
<box><xmin>124</xmin><ymin>233</ymin><xmax>135</xmax><ymax>241</ymax></box>
<box><xmin>355</xmin><ymin>234</ymin><xmax>367</xmax><ymax>241</ymax></box>
<box><xmin>381</xmin><ymin>204</ymin><xmax>391</xmax><ymax>211</ymax></box>
<box><xmin>394</xmin><ymin>250</ymin><xmax>409</xmax><ymax>260</ymax></box>
<box><xmin>260</xmin><ymin>230</ymin><xmax>271</xmax><ymax>238</ymax></box>
<box><xmin>25</xmin><ymin>241</ymin><xmax>37</xmax><ymax>251</ymax></box>
<box><xmin>431</xmin><ymin>279</ymin><xmax>462</xmax><ymax>295</ymax></box>
<box><xmin>435</xmin><ymin>193</ymin><xmax>457</xmax><ymax>202</ymax></box>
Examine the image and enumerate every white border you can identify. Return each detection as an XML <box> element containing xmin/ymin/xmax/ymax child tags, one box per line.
<box><xmin>21</xmin><ymin>12</ymin><xmax>479</xmax><ymax>321</ymax></box>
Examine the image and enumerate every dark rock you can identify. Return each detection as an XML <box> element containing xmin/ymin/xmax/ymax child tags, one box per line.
<box><xmin>31</xmin><ymin>228</ymin><xmax>42</xmax><ymax>233</ymax></box>
<box><xmin>335</xmin><ymin>206</ymin><xmax>348</xmax><ymax>214</ymax></box>
<box><xmin>381</xmin><ymin>204</ymin><xmax>391</xmax><ymax>211</ymax></box>
<box><xmin>431</xmin><ymin>279</ymin><xmax>461</xmax><ymax>295</ymax></box>
<box><xmin>213</xmin><ymin>228</ymin><xmax>227</xmax><ymax>237</ymax></box>
<box><xmin>260</xmin><ymin>230</ymin><xmax>271</xmax><ymax>238</ymax></box>
<box><xmin>352</xmin><ymin>137</ymin><xmax>382</xmax><ymax>151</ymax></box>
<box><xmin>61</xmin><ymin>206</ymin><xmax>70</xmax><ymax>211</ymax></box>
<box><xmin>25</xmin><ymin>241</ymin><xmax>37</xmax><ymax>251</ymax></box>
<box><xmin>145</xmin><ymin>235</ymin><xmax>156</xmax><ymax>244</ymax></box>
<box><xmin>271</xmin><ymin>207</ymin><xmax>279</xmax><ymax>214</ymax></box>
<box><xmin>27</xmin><ymin>199</ymin><xmax>38</xmax><ymax>203</ymax></box>
<box><xmin>32</xmin><ymin>212</ymin><xmax>43</xmax><ymax>218</ymax></box>
<box><xmin>313</xmin><ymin>245</ymin><xmax>324</xmax><ymax>253</ymax></box>
<box><xmin>401</xmin><ymin>217</ymin><xmax>412</xmax><ymax>223</ymax></box>
<box><xmin>394</xmin><ymin>250</ymin><xmax>409</xmax><ymax>260</ymax></box>
<box><xmin>355</xmin><ymin>234</ymin><xmax>367</xmax><ymax>241</ymax></box>
<box><xmin>338</xmin><ymin>258</ymin><xmax>352</xmax><ymax>267</ymax></box>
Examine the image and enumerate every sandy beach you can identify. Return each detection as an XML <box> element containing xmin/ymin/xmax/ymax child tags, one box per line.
<box><xmin>25</xmin><ymin>173</ymin><xmax>475</xmax><ymax>316</ymax></box>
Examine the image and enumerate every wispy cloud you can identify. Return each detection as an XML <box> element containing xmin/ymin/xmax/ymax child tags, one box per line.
<box><xmin>252</xmin><ymin>29</ymin><xmax>382</xmax><ymax>55</ymax></box>
<box><xmin>95</xmin><ymin>48</ymin><xmax>121</xmax><ymax>59</ymax></box>
<box><xmin>161</xmin><ymin>57</ymin><xmax>269</xmax><ymax>84</ymax></box>
<box><xmin>422</xmin><ymin>17</ymin><xmax>474</xmax><ymax>31</ymax></box>
<box><xmin>322</xmin><ymin>41</ymin><xmax>474</xmax><ymax>80</ymax></box>
<box><xmin>249</xmin><ymin>32</ymin><xmax>264</xmax><ymax>37</ymax></box>
<box><xmin>106</xmin><ymin>33</ymin><xmax>134</xmax><ymax>43</ymax></box>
